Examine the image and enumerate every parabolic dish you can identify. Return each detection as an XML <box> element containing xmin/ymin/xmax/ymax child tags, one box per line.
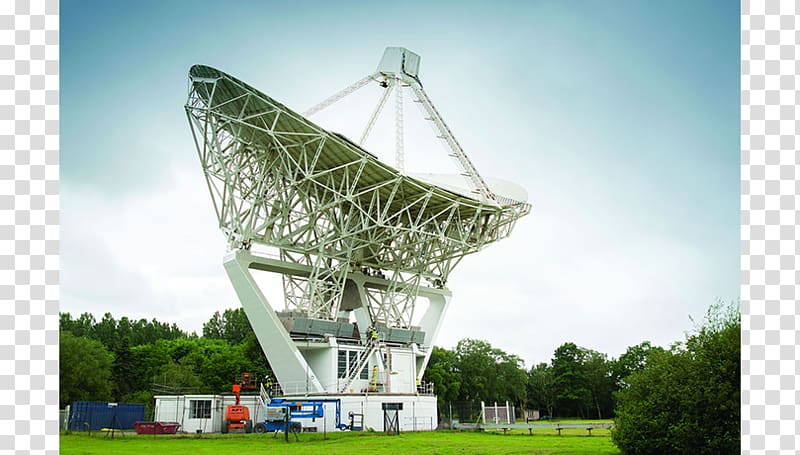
<box><xmin>408</xmin><ymin>173</ymin><xmax>529</xmax><ymax>204</ymax></box>
<box><xmin>186</xmin><ymin>64</ymin><xmax>530</xmax><ymax>276</ymax></box>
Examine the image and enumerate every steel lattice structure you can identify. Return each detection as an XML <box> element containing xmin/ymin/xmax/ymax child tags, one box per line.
<box><xmin>185</xmin><ymin>50</ymin><xmax>530</xmax><ymax>331</ymax></box>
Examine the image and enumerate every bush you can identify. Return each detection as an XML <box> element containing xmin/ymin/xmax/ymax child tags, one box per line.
<box><xmin>611</xmin><ymin>301</ymin><xmax>740</xmax><ymax>454</ymax></box>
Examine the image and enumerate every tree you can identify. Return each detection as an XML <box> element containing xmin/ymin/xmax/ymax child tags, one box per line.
<box><xmin>453</xmin><ymin>339</ymin><xmax>527</xmax><ymax>406</ymax></box>
<box><xmin>152</xmin><ymin>358</ymin><xmax>205</xmax><ymax>393</ymax></box>
<box><xmin>527</xmin><ymin>363</ymin><xmax>556</xmax><ymax>417</ymax></box>
<box><xmin>611</xmin><ymin>341</ymin><xmax>665</xmax><ymax>389</ymax></box>
<box><xmin>59</xmin><ymin>309</ymin><xmax>269</xmax><ymax>407</ymax></box>
<box><xmin>495</xmin><ymin>351</ymin><xmax>528</xmax><ymax>409</ymax></box>
<box><xmin>139</xmin><ymin>337</ymin><xmax>267</xmax><ymax>394</ymax></box>
<box><xmin>582</xmin><ymin>349</ymin><xmax>613</xmax><ymax>419</ymax></box>
<box><xmin>94</xmin><ymin>312</ymin><xmax>119</xmax><ymax>352</ymax></box>
<box><xmin>130</xmin><ymin>318</ymin><xmax>186</xmax><ymax>345</ymax></box>
<box><xmin>242</xmin><ymin>332</ymin><xmax>271</xmax><ymax>376</ymax></box>
<box><xmin>202</xmin><ymin>311</ymin><xmax>225</xmax><ymax>339</ymax></box>
<box><xmin>59</xmin><ymin>312</ymin><xmax>188</xmax><ymax>349</ymax></box>
<box><xmin>612</xmin><ymin>301</ymin><xmax>740</xmax><ymax>454</ymax></box>
<box><xmin>423</xmin><ymin>346</ymin><xmax>461</xmax><ymax>407</ymax></box>
<box><xmin>203</xmin><ymin>308</ymin><xmax>253</xmax><ymax>345</ymax></box>
<box><xmin>454</xmin><ymin>339</ymin><xmax>501</xmax><ymax>402</ymax></box>
<box><xmin>59</xmin><ymin>331</ymin><xmax>114</xmax><ymax>408</ymax></box>
<box><xmin>195</xmin><ymin>342</ymin><xmax>254</xmax><ymax>393</ymax></box>
<box><xmin>111</xmin><ymin>337</ymin><xmax>136</xmax><ymax>401</ymax></box>
<box><xmin>549</xmin><ymin>343</ymin><xmax>615</xmax><ymax>418</ymax></box>
<box><xmin>551</xmin><ymin>342</ymin><xmax>591</xmax><ymax>418</ymax></box>
<box><xmin>59</xmin><ymin>312</ymin><xmax>95</xmax><ymax>338</ymax></box>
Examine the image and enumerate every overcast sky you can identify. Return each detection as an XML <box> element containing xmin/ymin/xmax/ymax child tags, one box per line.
<box><xmin>60</xmin><ymin>1</ymin><xmax>739</xmax><ymax>367</ymax></box>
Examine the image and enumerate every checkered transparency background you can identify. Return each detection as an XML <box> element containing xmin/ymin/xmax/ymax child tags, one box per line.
<box><xmin>0</xmin><ymin>0</ymin><xmax>792</xmax><ymax>453</ymax></box>
<box><xmin>741</xmin><ymin>0</ymin><xmax>800</xmax><ymax>453</ymax></box>
<box><xmin>2</xmin><ymin>0</ymin><xmax>59</xmax><ymax>453</ymax></box>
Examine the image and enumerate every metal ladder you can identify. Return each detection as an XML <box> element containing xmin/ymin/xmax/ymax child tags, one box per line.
<box><xmin>339</xmin><ymin>334</ymin><xmax>382</xmax><ymax>393</ymax></box>
<box><xmin>258</xmin><ymin>382</ymin><xmax>271</xmax><ymax>410</ymax></box>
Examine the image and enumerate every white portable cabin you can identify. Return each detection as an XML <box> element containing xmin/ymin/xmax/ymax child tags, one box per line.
<box><xmin>153</xmin><ymin>394</ymin><xmax>263</xmax><ymax>433</ymax></box>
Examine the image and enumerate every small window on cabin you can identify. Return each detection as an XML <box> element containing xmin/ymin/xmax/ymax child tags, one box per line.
<box><xmin>190</xmin><ymin>399</ymin><xmax>212</xmax><ymax>419</ymax></box>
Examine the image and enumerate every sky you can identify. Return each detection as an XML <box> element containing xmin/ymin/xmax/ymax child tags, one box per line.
<box><xmin>60</xmin><ymin>1</ymin><xmax>740</xmax><ymax>367</ymax></box>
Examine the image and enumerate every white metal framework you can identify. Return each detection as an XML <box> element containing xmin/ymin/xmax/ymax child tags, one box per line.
<box><xmin>186</xmin><ymin>47</ymin><xmax>530</xmax><ymax>394</ymax></box>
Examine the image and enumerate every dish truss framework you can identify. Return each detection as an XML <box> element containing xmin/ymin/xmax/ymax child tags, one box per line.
<box><xmin>185</xmin><ymin>47</ymin><xmax>531</xmax><ymax>394</ymax></box>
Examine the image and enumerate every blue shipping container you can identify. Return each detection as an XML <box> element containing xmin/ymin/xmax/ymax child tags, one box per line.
<box><xmin>69</xmin><ymin>401</ymin><xmax>145</xmax><ymax>431</ymax></box>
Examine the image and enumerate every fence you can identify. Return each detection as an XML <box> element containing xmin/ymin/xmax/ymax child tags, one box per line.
<box><xmin>482</xmin><ymin>401</ymin><xmax>515</xmax><ymax>425</ymax></box>
<box><xmin>441</xmin><ymin>401</ymin><xmax>537</xmax><ymax>429</ymax></box>
<box><xmin>401</xmin><ymin>416</ymin><xmax>436</xmax><ymax>431</ymax></box>
<box><xmin>441</xmin><ymin>401</ymin><xmax>483</xmax><ymax>428</ymax></box>
<box><xmin>59</xmin><ymin>406</ymin><xmax>70</xmax><ymax>431</ymax></box>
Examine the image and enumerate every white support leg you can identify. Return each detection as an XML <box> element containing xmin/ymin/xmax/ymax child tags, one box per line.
<box><xmin>414</xmin><ymin>288</ymin><xmax>452</xmax><ymax>380</ymax></box>
<box><xmin>223</xmin><ymin>250</ymin><xmax>324</xmax><ymax>394</ymax></box>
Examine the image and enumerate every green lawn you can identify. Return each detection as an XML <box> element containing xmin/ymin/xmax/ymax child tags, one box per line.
<box><xmin>61</xmin><ymin>427</ymin><xmax>622</xmax><ymax>455</ymax></box>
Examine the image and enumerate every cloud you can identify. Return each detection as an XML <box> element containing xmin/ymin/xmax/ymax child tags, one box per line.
<box><xmin>435</xmin><ymin>184</ymin><xmax>727</xmax><ymax>366</ymax></box>
<box><xmin>61</xmin><ymin>161</ymin><xmax>239</xmax><ymax>334</ymax></box>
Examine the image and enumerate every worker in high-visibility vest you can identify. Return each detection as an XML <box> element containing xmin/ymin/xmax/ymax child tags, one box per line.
<box><xmin>371</xmin><ymin>328</ymin><xmax>378</xmax><ymax>341</ymax></box>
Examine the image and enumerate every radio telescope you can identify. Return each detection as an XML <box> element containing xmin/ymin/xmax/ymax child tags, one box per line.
<box><xmin>185</xmin><ymin>47</ymin><xmax>530</xmax><ymax>428</ymax></box>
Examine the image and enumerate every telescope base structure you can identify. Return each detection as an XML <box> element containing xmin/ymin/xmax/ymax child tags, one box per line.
<box><xmin>277</xmin><ymin>393</ymin><xmax>439</xmax><ymax>432</ymax></box>
<box><xmin>223</xmin><ymin>250</ymin><xmax>451</xmax><ymax>397</ymax></box>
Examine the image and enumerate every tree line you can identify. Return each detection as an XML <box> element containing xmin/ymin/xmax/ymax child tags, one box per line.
<box><xmin>59</xmin><ymin>309</ymin><xmax>271</xmax><ymax>415</ymax></box>
<box><xmin>422</xmin><ymin>337</ymin><xmax>664</xmax><ymax>421</ymax></box>
<box><xmin>60</xmin><ymin>302</ymin><xmax>739</xmax><ymax>453</ymax></box>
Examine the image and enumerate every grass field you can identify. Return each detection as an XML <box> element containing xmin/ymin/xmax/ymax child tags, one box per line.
<box><xmin>60</xmin><ymin>425</ymin><xmax>622</xmax><ymax>455</ymax></box>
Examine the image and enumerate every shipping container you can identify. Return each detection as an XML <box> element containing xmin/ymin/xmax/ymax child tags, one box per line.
<box><xmin>68</xmin><ymin>401</ymin><xmax>145</xmax><ymax>431</ymax></box>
